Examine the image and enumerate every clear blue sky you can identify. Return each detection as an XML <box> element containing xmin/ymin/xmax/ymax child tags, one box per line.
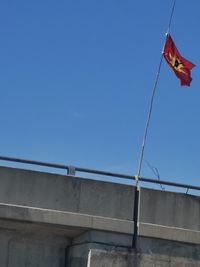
<box><xmin>0</xmin><ymin>0</ymin><xmax>199</xmax><ymax>192</ymax></box>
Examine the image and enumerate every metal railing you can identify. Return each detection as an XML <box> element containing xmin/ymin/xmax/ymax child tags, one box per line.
<box><xmin>0</xmin><ymin>155</ymin><xmax>199</xmax><ymax>192</ymax></box>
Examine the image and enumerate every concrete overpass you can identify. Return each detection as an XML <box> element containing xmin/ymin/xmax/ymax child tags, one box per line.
<box><xmin>0</xmin><ymin>163</ymin><xmax>199</xmax><ymax>266</ymax></box>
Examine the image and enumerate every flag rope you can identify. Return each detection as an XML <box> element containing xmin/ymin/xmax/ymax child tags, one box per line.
<box><xmin>135</xmin><ymin>0</ymin><xmax>177</xmax><ymax>184</ymax></box>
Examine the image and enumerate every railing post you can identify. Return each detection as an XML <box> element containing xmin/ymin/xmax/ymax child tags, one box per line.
<box><xmin>67</xmin><ymin>166</ymin><xmax>76</xmax><ymax>176</ymax></box>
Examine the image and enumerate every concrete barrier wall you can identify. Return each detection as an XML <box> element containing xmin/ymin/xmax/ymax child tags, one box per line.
<box><xmin>138</xmin><ymin>187</ymin><xmax>200</xmax><ymax>244</ymax></box>
<box><xmin>0</xmin><ymin>166</ymin><xmax>200</xmax><ymax>266</ymax></box>
<box><xmin>0</xmin><ymin>166</ymin><xmax>136</xmax><ymax>267</ymax></box>
<box><xmin>0</xmin><ymin>166</ymin><xmax>135</xmax><ymax>221</ymax></box>
<box><xmin>1</xmin><ymin>165</ymin><xmax>200</xmax><ymax>244</ymax></box>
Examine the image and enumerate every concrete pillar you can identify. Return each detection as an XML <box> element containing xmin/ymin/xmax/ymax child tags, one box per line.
<box><xmin>0</xmin><ymin>228</ymin><xmax>70</xmax><ymax>267</ymax></box>
<box><xmin>67</xmin><ymin>230</ymin><xmax>133</xmax><ymax>267</ymax></box>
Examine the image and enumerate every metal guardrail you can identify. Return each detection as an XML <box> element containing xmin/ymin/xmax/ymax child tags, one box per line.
<box><xmin>0</xmin><ymin>155</ymin><xmax>199</xmax><ymax>192</ymax></box>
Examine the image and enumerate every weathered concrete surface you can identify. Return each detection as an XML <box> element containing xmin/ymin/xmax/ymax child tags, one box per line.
<box><xmin>0</xmin><ymin>228</ymin><xmax>69</xmax><ymax>267</ymax></box>
<box><xmin>72</xmin><ymin>230</ymin><xmax>133</xmax><ymax>247</ymax></box>
<box><xmin>0</xmin><ymin>203</ymin><xmax>134</xmax><ymax>235</ymax></box>
<box><xmin>0</xmin><ymin>166</ymin><xmax>200</xmax><ymax>266</ymax></box>
<box><xmin>87</xmin><ymin>249</ymin><xmax>135</xmax><ymax>267</ymax></box>
<box><xmin>0</xmin><ymin>166</ymin><xmax>135</xmax><ymax>267</ymax></box>
<box><xmin>87</xmin><ymin>243</ymin><xmax>200</xmax><ymax>267</ymax></box>
<box><xmin>137</xmin><ymin>237</ymin><xmax>200</xmax><ymax>262</ymax></box>
<box><xmin>138</xmin><ymin>187</ymin><xmax>200</xmax><ymax>244</ymax></box>
<box><xmin>68</xmin><ymin>240</ymin><xmax>132</xmax><ymax>267</ymax></box>
<box><xmin>137</xmin><ymin>237</ymin><xmax>200</xmax><ymax>266</ymax></box>
<box><xmin>69</xmin><ymin>235</ymin><xmax>200</xmax><ymax>267</ymax></box>
<box><xmin>0</xmin><ymin>166</ymin><xmax>135</xmax><ymax>220</ymax></box>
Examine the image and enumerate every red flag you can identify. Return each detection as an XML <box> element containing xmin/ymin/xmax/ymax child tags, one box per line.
<box><xmin>163</xmin><ymin>34</ymin><xmax>195</xmax><ymax>86</ymax></box>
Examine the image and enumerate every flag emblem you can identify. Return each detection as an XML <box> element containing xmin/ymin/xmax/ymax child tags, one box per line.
<box><xmin>163</xmin><ymin>34</ymin><xmax>195</xmax><ymax>86</ymax></box>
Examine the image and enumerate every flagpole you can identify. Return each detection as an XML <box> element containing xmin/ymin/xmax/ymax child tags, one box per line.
<box><xmin>167</xmin><ymin>0</ymin><xmax>177</xmax><ymax>34</ymax></box>
<box><xmin>135</xmin><ymin>0</ymin><xmax>177</xmax><ymax>184</ymax></box>
<box><xmin>135</xmin><ymin>54</ymin><xmax>164</xmax><ymax>183</ymax></box>
<box><xmin>132</xmin><ymin>0</ymin><xmax>178</xmax><ymax>250</ymax></box>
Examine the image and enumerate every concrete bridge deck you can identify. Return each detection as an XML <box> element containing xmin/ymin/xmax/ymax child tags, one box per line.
<box><xmin>0</xmin><ymin>165</ymin><xmax>199</xmax><ymax>266</ymax></box>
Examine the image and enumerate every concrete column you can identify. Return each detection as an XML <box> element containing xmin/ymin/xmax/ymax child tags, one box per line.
<box><xmin>67</xmin><ymin>230</ymin><xmax>133</xmax><ymax>267</ymax></box>
<box><xmin>0</xmin><ymin>228</ymin><xmax>70</xmax><ymax>267</ymax></box>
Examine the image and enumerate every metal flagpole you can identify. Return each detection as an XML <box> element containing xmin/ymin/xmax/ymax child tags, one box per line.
<box><xmin>132</xmin><ymin>0</ymin><xmax>177</xmax><ymax>249</ymax></box>
<box><xmin>135</xmin><ymin>0</ymin><xmax>177</xmax><ymax>184</ymax></box>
